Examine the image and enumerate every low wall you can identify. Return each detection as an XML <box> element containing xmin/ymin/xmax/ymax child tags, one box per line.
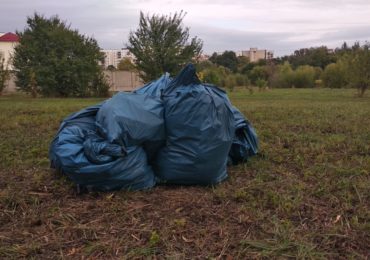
<box><xmin>2</xmin><ymin>73</ymin><xmax>17</xmax><ymax>93</ymax></box>
<box><xmin>2</xmin><ymin>71</ymin><xmax>144</xmax><ymax>93</ymax></box>
<box><xmin>103</xmin><ymin>70</ymin><xmax>143</xmax><ymax>92</ymax></box>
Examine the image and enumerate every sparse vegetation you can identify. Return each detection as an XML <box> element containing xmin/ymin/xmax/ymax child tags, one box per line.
<box><xmin>0</xmin><ymin>54</ymin><xmax>10</xmax><ymax>95</ymax></box>
<box><xmin>117</xmin><ymin>57</ymin><xmax>136</xmax><ymax>71</ymax></box>
<box><xmin>0</xmin><ymin>89</ymin><xmax>369</xmax><ymax>258</ymax></box>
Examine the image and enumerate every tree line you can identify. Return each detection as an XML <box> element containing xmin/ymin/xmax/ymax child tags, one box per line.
<box><xmin>0</xmin><ymin>12</ymin><xmax>369</xmax><ymax>97</ymax></box>
<box><xmin>198</xmin><ymin>43</ymin><xmax>370</xmax><ymax>96</ymax></box>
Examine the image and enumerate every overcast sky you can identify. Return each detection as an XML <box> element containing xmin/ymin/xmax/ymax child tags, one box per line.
<box><xmin>1</xmin><ymin>0</ymin><xmax>370</xmax><ymax>56</ymax></box>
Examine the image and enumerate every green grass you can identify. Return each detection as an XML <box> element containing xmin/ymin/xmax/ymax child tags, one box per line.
<box><xmin>0</xmin><ymin>89</ymin><xmax>369</xmax><ymax>258</ymax></box>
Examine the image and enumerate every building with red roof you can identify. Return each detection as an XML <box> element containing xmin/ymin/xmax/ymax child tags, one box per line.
<box><xmin>0</xmin><ymin>32</ymin><xmax>19</xmax><ymax>70</ymax></box>
<box><xmin>0</xmin><ymin>32</ymin><xmax>19</xmax><ymax>42</ymax></box>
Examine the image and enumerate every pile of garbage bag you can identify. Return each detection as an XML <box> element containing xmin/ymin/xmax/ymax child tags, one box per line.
<box><xmin>49</xmin><ymin>64</ymin><xmax>258</xmax><ymax>191</ymax></box>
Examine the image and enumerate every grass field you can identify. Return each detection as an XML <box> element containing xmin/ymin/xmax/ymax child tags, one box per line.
<box><xmin>0</xmin><ymin>89</ymin><xmax>369</xmax><ymax>258</ymax></box>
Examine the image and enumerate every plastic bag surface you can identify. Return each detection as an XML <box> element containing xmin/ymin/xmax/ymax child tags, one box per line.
<box><xmin>155</xmin><ymin>64</ymin><xmax>235</xmax><ymax>185</ymax></box>
<box><xmin>49</xmin><ymin>104</ymin><xmax>155</xmax><ymax>191</ymax></box>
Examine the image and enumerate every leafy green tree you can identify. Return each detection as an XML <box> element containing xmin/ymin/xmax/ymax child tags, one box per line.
<box><xmin>236</xmin><ymin>56</ymin><xmax>250</xmax><ymax>73</ymax></box>
<box><xmin>13</xmin><ymin>13</ymin><xmax>109</xmax><ymax>97</ymax></box>
<box><xmin>117</xmin><ymin>57</ymin><xmax>136</xmax><ymax>71</ymax></box>
<box><xmin>240</xmin><ymin>61</ymin><xmax>255</xmax><ymax>74</ymax></box>
<box><xmin>209</xmin><ymin>52</ymin><xmax>218</xmax><ymax>64</ymax></box>
<box><xmin>127</xmin><ymin>11</ymin><xmax>203</xmax><ymax>82</ymax></box>
<box><xmin>341</xmin><ymin>43</ymin><xmax>370</xmax><ymax>96</ymax></box>
<box><xmin>0</xmin><ymin>54</ymin><xmax>10</xmax><ymax>95</ymax></box>
<box><xmin>209</xmin><ymin>51</ymin><xmax>238</xmax><ymax>72</ymax></box>
<box><xmin>282</xmin><ymin>46</ymin><xmax>336</xmax><ymax>69</ymax></box>
<box><xmin>321</xmin><ymin>63</ymin><xmax>347</xmax><ymax>88</ymax></box>
<box><xmin>335</xmin><ymin>42</ymin><xmax>351</xmax><ymax>57</ymax></box>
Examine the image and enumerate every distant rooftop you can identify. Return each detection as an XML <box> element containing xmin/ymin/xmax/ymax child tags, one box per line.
<box><xmin>0</xmin><ymin>32</ymin><xmax>19</xmax><ymax>42</ymax></box>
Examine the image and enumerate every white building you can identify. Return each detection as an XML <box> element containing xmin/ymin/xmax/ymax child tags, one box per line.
<box><xmin>239</xmin><ymin>48</ymin><xmax>273</xmax><ymax>62</ymax></box>
<box><xmin>100</xmin><ymin>48</ymin><xmax>135</xmax><ymax>69</ymax></box>
<box><xmin>213</xmin><ymin>48</ymin><xmax>274</xmax><ymax>63</ymax></box>
<box><xmin>0</xmin><ymin>32</ymin><xmax>19</xmax><ymax>70</ymax></box>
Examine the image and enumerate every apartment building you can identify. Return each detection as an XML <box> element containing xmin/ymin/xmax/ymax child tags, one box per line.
<box><xmin>240</xmin><ymin>48</ymin><xmax>273</xmax><ymax>62</ymax></box>
<box><xmin>100</xmin><ymin>48</ymin><xmax>135</xmax><ymax>69</ymax></box>
<box><xmin>214</xmin><ymin>48</ymin><xmax>274</xmax><ymax>63</ymax></box>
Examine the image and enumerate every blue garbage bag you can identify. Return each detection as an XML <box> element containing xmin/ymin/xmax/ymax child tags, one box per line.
<box><xmin>134</xmin><ymin>65</ymin><xmax>258</xmax><ymax>167</ymax></box>
<box><xmin>95</xmin><ymin>92</ymin><xmax>165</xmax><ymax>161</ymax></box>
<box><xmin>155</xmin><ymin>64</ymin><xmax>235</xmax><ymax>185</ymax></box>
<box><xmin>134</xmin><ymin>73</ymin><xmax>171</xmax><ymax>97</ymax></box>
<box><xmin>49</xmin><ymin>64</ymin><xmax>259</xmax><ymax>192</ymax></box>
<box><xmin>228</xmin><ymin>107</ymin><xmax>258</xmax><ymax>165</ymax></box>
<box><xmin>49</xmin><ymin>104</ymin><xmax>156</xmax><ymax>191</ymax></box>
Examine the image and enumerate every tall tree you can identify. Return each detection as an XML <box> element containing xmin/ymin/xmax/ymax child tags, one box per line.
<box><xmin>127</xmin><ymin>11</ymin><xmax>203</xmax><ymax>82</ymax></box>
<box><xmin>282</xmin><ymin>46</ymin><xmax>336</xmax><ymax>69</ymax></box>
<box><xmin>209</xmin><ymin>51</ymin><xmax>238</xmax><ymax>72</ymax></box>
<box><xmin>342</xmin><ymin>43</ymin><xmax>370</xmax><ymax>96</ymax></box>
<box><xmin>13</xmin><ymin>13</ymin><xmax>109</xmax><ymax>97</ymax></box>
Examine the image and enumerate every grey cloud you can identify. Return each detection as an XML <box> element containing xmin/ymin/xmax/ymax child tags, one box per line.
<box><xmin>1</xmin><ymin>0</ymin><xmax>370</xmax><ymax>56</ymax></box>
<box><xmin>0</xmin><ymin>0</ymin><xmax>138</xmax><ymax>49</ymax></box>
<box><xmin>191</xmin><ymin>25</ymin><xmax>297</xmax><ymax>56</ymax></box>
<box><xmin>316</xmin><ymin>26</ymin><xmax>370</xmax><ymax>44</ymax></box>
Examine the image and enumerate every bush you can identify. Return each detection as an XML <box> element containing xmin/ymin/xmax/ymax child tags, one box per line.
<box><xmin>195</xmin><ymin>60</ymin><xmax>214</xmax><ymax>71</ymax></box>
<box><xmin>291</xmin><ymin>65</ymin><xmax>315</xmax><ymax>88</ymax></box>
<box><xmin>315</xmin><ymin>79</ymin><xmax>323</xmax><ymax>88</ymax></box>
<box><xmin>89</xmin><ymin>72</ymin><xmax>111</xmax><ymax>97</ymax></box>
<box><xmin>224</xmin><ymin>74</ymin><xmax>237</xmax><ymax>91</ymax></box>
<box><xmin>201</xmin><ymin>65</ymin><xmax>231</xmax><ymax>87</ymax></box>
<box><xmin>321</xmin><ymin>63</ymin><xmax>347</xmax><ymax>88</ymax></box>
<box><xmin>269</xmin><ymin>63</ymin><xmax>315</xmax><ymax>88</ymax></box>
<box><xmin>314</xmin><ymin>66</ymin><xmax>323</xmax><ymax>80</ymax></box>
<box><xmin>203</xmin><ymin>68</ymin><xmax>221</xmax><ymax>85</ymax></box>
<box><xmin>0</xmin><ymin>55</ymin><xmax>10</xmax><ymax>95</ymax></box>
<box><xmin>249</xmin><ymin>66</ymin><xmax>268</xmax><ymax>85</ymax></box>
<box><xmin>235</xmin><ymin>73</ymin><xmax>250</xmax><ymax>86</ymax></box>
<box><xmin>269</xmin><ymin>62</ymin><xmax>294</xmax><ymax>88</ymax></box>
<box><xmin>256</xmin><ymin>78</ymin><xmax>268</xmax><ymax>89</ymax></box>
